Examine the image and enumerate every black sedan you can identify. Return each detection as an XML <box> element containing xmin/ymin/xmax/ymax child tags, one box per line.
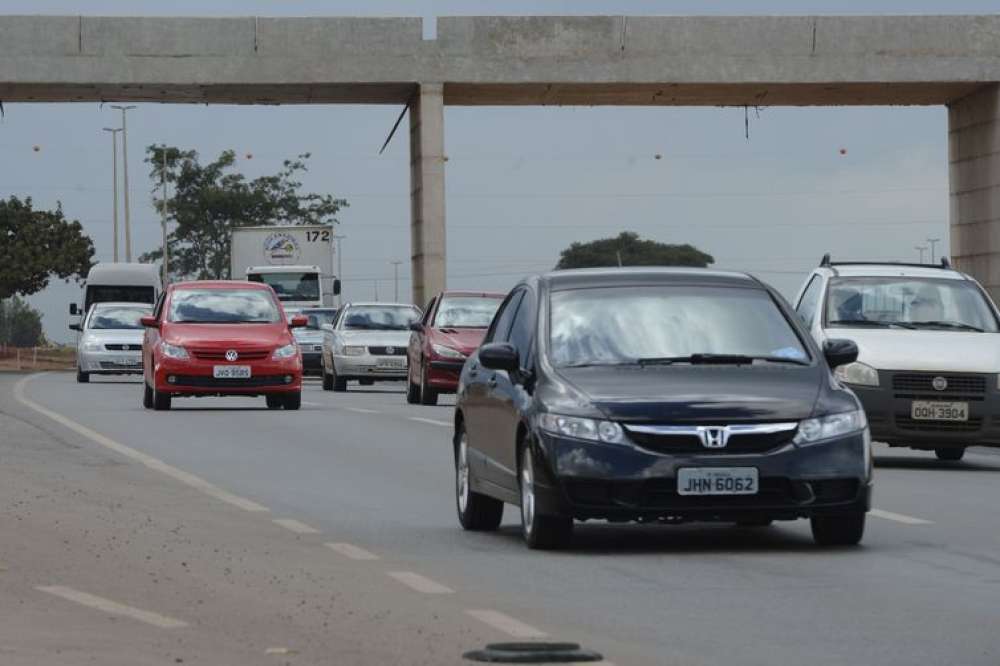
<box><xmin>453</xmin><ymin>268</ymin><xmax>871</xmax><ymax>549</ymax></box>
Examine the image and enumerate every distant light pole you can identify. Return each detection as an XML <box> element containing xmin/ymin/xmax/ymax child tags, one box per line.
<box><xmin>915</xmin><ymin>245</ymin><xmax>928</xmax><ymax>263</ymax></box>
<box><xmin>102</xmin><ymin>127</ymin><xmax>123</xmax><ymax>262</ymax></box>
<box><xmin>926</xmin><ymin>237</ymin><xmax>941</xmax><ymax>264</ymax></box>
<box><xmin>111</xmin><ymin>105</ymin><xmax>137</xmax><ymax>261</ymax></box>
<box><xmin>159</xmin><ymin>144</ymin><xmax>170</xmax><ymax>284</ymax></box>
<box><xmin>333</xmin><ymin>234</ymin><xmax>346</xmax><ymax>307</ymax></box>
<box><xmin>391</xmin><ymin>260</ymin><xmax>403</xmax><ymax>302</ymax></box>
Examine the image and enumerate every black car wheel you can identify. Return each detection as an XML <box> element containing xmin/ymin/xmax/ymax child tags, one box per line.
<box><xmin>142</xmin><ymin>382</ymin><xmax>153</xmax><ymax>409</ymax></box>
<box><xmin>266</xmin><ymin>395</ymin><xmax>283</xmax><ymax>409</ymax></box>
<box><xmin>76</xmin><ymin>368</ymin><xmax>90</xmax><ymax>383</ymax></box>
<box><xmin>455</xmin><ymin>425</ymin><xmax>503</xmax><ymax>531</ymax></box>
<box><xmin>283</xmin><ymin>391</ymin><xmax>302</xmax><ymax>411</ymax></box>
<box><xmin>152</xmin><ymin>387</ymin><xmax>172</xmax><ymax>411</ymax></box>
<box><xmin>331</xmin><ymin>366</ymin><xmax>347</xmax><ymax>392</ymax></box>
<box><xmin>810</xmin><ymin>513</ymin><xmax>865</xmax><ymax>547</ymax></box>
<box><xmin>519</xmin><ymin>444</ymin><xmax>572</xmax><ymax>550</ymax></box>
<box><xmin>935</xmin><ymin>447</ymin><xmax>965</xmax><ymax>462</ymax></box>
<box><xmin>420</xmin><ymin>366</ymin><xmax>438</xmax><ymax>406</ymax></box>
<box><xmin>322</xmin><ymin>360</ymin><xmax>334</xmax><ymax>391</ymax></box>
<box><xmin>406</xmin><ymin>371</ymin><xmax>421</xmax><ymax>404</ymax></box>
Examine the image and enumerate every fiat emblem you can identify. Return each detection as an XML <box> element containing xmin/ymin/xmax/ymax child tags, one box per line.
<box><xmin>386</xmin><ymin>346</ymin><xmax>395</xmax><ymax>355</ymax></box>
<box><xmin>225</xmin><ymin>350</ymin><xmax>239</xmax><ymax>362</ymax></box>
<box><xmin>932</xmin><ymin>376</ymin><xmax>948</xmax><ymax>391</ymax></box>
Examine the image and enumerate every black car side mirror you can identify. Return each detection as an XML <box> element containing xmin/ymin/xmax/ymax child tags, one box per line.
<box><xmin>409</xmin><ymin>321</ymin><xmax>424</xmax><ymax>332</ymax></box>
<box><xmin>479</xmin><ymin>342</ymin><xmax>519</xmax><ymax>372</ymax></box>
<box><xmin>68</xmin><ymin>323</ymin><xmax>81</xmax><ymax>332</ymax></box>
<box><xmin>823</xmin><ymin>338</ymin><xmax>859</xmax><ymax>369</ymax></box>
<box><xmin>333</xmin><ymin>279</ymin><xmax>342</xmax><ymax>296</ymax></box>
<box><xmin>69</xmin><ymin>303</ymin><xmax>78</xmax><ymax>316</ymax></box>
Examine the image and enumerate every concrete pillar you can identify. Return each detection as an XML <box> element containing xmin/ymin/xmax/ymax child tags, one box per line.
<box><xmin>409</xmin><ymin>83</ymin><xmax>446</xmax><ymax>308</ymax></box>
<box><xmin>949</xmin><ymin>83</ymin><xmax>1000</xmax><ymax>302</ymax></box>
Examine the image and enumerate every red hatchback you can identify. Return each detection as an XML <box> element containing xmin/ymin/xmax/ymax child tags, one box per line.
<box><xmin>407</xmin><ymin>291</ymin><xmax>505</xmax><ymax>405</ymax></box>
<box><xmin>141</xmin><ymin>280</ymin><xmax>307</xmax><ymax>411</ymax></box>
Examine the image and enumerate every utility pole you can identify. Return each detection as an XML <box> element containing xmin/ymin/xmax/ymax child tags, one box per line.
<box><xmin>391</xmin><ymin>261</ymin><xmax>403</xmax><ymax>302</ymax></box>
<box><xmin>102</xmin><ymin>127</ymin><xmax>122</xmax><ymax>262</ymax></box>
<box><xmin>926</xmin><ymin>237</ymin><xmax>941</xmax><ymax>264</ymax></box>
<box><xmin>915</xmin><ymin>245</ymin><xmax>928</xmax><ymax>263</ymax></box>
<box><xmin>111</xmin><ymin>105</ymin><xmax>137</xmax><ymax>261</ymax></box>
<box><xmin>160</xmin><ymin>145</ymin><xmax>169</xmax><ymax>285</ymax></box>
<box><xmin>333</xmin><ymin>235</ymin><xmax>346</xmax><ymax>307</ymax></box>
<box><xmin>374</xmin><ymin>279</ymin><xmax>379</xmax><ymax>302</ymax></box>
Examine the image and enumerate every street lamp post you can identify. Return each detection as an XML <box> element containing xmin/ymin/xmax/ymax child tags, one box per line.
<box><xmin>333</xmin><ymin>235</ymin><xmax>346</xmax><ymax>307</ymax></box>
<box><xmin>926</xmin><ymin>237</ymin><xmax>941</xmax><ymax>264</ymax></box>
<box><xmin>111</xmin><ymin>105</ymin><xmax>137</xmax><ymax>262</ymax></box>
<box><xmin>160</xmin><ymin>145</ymin><xmax>169</xmax><ymax>285</ymax></box>
<box><xmin>102</xmin><ymin>127</ymin><xmax>122</xmax><ymax>262</ymax></box>
<box><xmin>915</xmin><ymin>245</ymin><xmax>928</xmax><ymax>263</ymax></box>
<box><xmin>391</xmin><ymin>261</ymin><xmax>403</xmax><ymax>302</ymax></box>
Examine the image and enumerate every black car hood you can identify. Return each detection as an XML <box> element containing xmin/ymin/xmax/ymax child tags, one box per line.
<box><xmin>554</xmin><ymin>364</ymin><xmax>822</xmax><ymax>422</ymax></box>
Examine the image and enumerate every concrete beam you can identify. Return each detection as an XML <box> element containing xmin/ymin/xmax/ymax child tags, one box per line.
<box><xmin>409</xmin><ymin>84</ymin><xmax>446</xmax><ymax>308</ymax></box>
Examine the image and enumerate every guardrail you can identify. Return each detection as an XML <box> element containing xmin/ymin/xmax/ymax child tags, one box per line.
<box><xmin>0</xmin><ymin>345</ymin><xmax>76</xmax><ymax>371</ymax></box>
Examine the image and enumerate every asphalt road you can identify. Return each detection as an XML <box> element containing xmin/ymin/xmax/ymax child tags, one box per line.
<box><xmin>3</xmin><ymin>371</ymin><xmax>1000</xmax><ymax>665</ymax></box>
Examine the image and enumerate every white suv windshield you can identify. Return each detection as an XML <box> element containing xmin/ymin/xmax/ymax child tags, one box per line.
<box><xmin>826</xmin><ymin>277</ymin><xmax>998</xmax><ymax>332</ymax></box>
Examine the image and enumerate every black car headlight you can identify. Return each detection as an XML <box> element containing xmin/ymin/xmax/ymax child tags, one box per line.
<box><xmin>539</xmin><ymin>413</ymin><xmax>625</xmax><ymax>444</ymax></box>
<box><xmin>794</xmin><ymin>409</ymin><xmax>867</xmax><ymax>446</ymax></box>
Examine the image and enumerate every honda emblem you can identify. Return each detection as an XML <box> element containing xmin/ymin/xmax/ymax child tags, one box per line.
<box><xmin>697</xmin><ymin>426</ymin><xmax>730</xmax><ymax>449</ymax></box>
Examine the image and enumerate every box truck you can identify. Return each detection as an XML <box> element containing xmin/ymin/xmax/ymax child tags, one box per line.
<box><xmin>69</xmin><ymin>262</ymin><xmax>162</xmax><ymax>318</ymax></box>
<box><xmin>230</xmin><ymin>225</ymin><xmax>340</xmax><ymax>310</ymax></box>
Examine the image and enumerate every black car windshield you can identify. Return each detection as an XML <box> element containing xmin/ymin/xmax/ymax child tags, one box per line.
<box><xmin>248</xmin><ymin>272</ymin><xmax>320</xmax><ymax>302</ymax></box>
<box><xmin>168</xmin><ymin>289</ymin><xmax>281</xmax><ymax>323</ymax></box>
<box><xmin>825</xmin><ymin>277</ymin><xmax>998</xmax><ymax>332</ymax></box>
<box><xmin>342</xmin><ymin>305</ymin><xmax>420</xmax><ymax>330</ymax></box>
<box><xmin>88</xmin><ymin>305</ymin><xmax>151</xmax><ymax>330</ymax></box>
<box><xmin>548</xmin><ymin>285</ymin><xmax>809</xmax><ymax>367</ymax></box>
<box><xmin>434</xmin><ymin>296</ymin><xmax>503</xmax><ymax>328</ymax></box>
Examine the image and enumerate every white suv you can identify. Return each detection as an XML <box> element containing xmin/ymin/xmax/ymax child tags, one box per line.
<box><xmin>794</xmin><ymin>255</ymin><xmax>1000</xmax><ymax>462</ymax></box>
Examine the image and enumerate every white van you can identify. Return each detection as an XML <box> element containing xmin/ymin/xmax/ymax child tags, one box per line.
<box><xmin>70</xmin><ymin>263</ymin><xmax>162</xmax><ymax>318</ymax></box>
<box><xmin>794</xmin><ymin>255</ymin><xmax>1000</xmax><ymax>461</ymax></box>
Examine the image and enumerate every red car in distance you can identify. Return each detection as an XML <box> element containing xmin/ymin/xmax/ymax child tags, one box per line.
<box><xmin>407</xmin><ymin>291</ymin><xmax>506</xmax><ymax>405</ymax></box>
<box><xmin>141</xmin><ymin>281</ymin><xmax>308</xmax><ymax>411</ymax></box>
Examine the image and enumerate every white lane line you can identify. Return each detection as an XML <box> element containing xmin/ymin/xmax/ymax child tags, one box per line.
<box><xmin>408</xmin><ymin>417</ymin><xmax>451</xmax><ymax>427</ymax></box>
<box><xmin>14</xmin><ymin>374</ymin><xmax>269</xmax><ymax>513</ymax></box>
<box><xmin>324</xmin><ymin>542</ymin><xmax>380</xmax><ymax>561</ymax></box>
<box><xmin>465</xmin><ymin>609</ymin><xmax>548</xmax><ymax>639</ymax></box>
<box><xmin>273</xmin><ymin>518</ymin><xmax>320</xmax><ymax>534</ymax></box>
<box><xmin>344</xmin><ymin>406</ymin><xmax>379</xmax><ymax>414</ymax></box>
<box><xmin>302</xmin><ymin>401</ymin><xmax>322</xmax><ymax>407</ymax></box>
<box><xmin>871</xmin><ymin>508</ymin><xmax>933</xmax><ymax>525</ymax></box>
<box><xmin>37</xmin><ymin>586</ymin><xmax>188</xmax><ymax>629</ymax></box>
<box><xmin>387</xmin><ymin>571</ymin><xmax>455</xmax><ymax>594</ymax></box>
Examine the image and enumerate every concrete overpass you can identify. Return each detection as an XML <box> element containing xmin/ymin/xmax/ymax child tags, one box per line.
<box><xmin>2</xmin><ymin>15</ymin><xmax>999</xmax><ymax>304</ymax></box>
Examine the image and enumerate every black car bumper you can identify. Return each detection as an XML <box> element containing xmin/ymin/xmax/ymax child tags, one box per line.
<box><xmin>532</xmin><ymin>430</ymin><xmax>871</xmax><ymax>523</ymax></box>
<box><xmin>853</xmin><ymin>371</ymin><xmax>1000</xmax><ymax>449</ymax></box>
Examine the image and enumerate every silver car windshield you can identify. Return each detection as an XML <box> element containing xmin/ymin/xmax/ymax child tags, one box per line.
<box><xmin>548</xmin><ymin>285</ymin><xmax>808</xmax><ymax>367</ymax></box>
<box><xmin>826</xmin><ymin>277</ymin><xmax>999</xmax><ymax>332</ymax></box>
<box><xmin>342</xmin><ymin>306</ymin><xmax>420</xmax><ymax>331</ymax></box>
<box><xmin>168</xmin><ymin>289</ymin><xmax>281</xmax><ymax>324</ymax></box>
<box><xmin>87</xmin><ymin>305</ymin><xmax>150</xmax><ymax>330</ymax></box>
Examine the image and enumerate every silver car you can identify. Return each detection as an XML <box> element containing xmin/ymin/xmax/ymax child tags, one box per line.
<box><xmin>321</xmin><ymin>302</ymin><xmax>421</xmax><ymax>392</ymax></box>
<box><xmin>71</xmin><ymin>302</ymin><xmax>151</xmax><ymax>383</ymax></box>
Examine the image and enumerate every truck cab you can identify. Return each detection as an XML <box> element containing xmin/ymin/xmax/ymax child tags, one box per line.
<box><xmin>246</xmin><ymin>265</ymin><xmax>338</xmax><ymax>310</ymax></box>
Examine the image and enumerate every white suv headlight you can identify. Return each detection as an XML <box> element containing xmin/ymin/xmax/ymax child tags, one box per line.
<box><xmin>272</xmin><ymin>343</ymin><xmax>298</xmax><ymax>360</ymax></box>
<box><xmin>338</xmin><ymin>345</ymin><xmax>366</xmax><ymax>356</ymax></box>
<box><xmin>432</xmin><ymin>343</ymin><xmax>465</xmax><ymax>359</ymax></box>
<box><xmin>539</xmin><ymin>413</ymin><xmax>625</xmax><ymax>444</ymax></box>
<box><xmin>834</xmin><ymin>362</ymin><xmax>879</xmax><ymax>387</ymax></box>
<box><xmin>82</xmin><ymin>339</ymin><xmax>102</xmax><ymax>351</ymax></box>
<box><xmin>794</xmin><ymin>409</ymin><xmax>867</xmax><ymax>446</ymax></box>
<box><xmin>160</xmin><ymin>341</ymin><xmax>188</xmax><ymax>360</ymax></box>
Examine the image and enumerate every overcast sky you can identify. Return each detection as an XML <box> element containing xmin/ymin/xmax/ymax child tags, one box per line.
<box><xmin>4</xmin><ymin>0</ymin><xmax>996</xmax><ymax>343</ymax></box>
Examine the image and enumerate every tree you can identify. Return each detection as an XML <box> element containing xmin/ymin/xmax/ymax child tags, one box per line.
<box><xmin>140</xmin><ymin>146</ymin><xmax>348</xmax><ymax>280</ymax></box>
<box><xmin>0</xmin><ymin>296</ymin><xmax>45</xmax><ymax>347</ymax></box>
<box><xmin>0</xmin><ymin>196</ymin><xmax>95</xmax><ymax>300</ymax></box>
<box><xmin>555</xmin><ymin>231</ymin><xmax>714</xmax><ymax>270</ymax></box>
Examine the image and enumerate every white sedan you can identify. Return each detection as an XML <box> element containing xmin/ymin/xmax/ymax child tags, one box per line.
<box><xmin>321</xmin><ymin>302</ymin><xmax>421</xmax><ymax>392</ymax></box>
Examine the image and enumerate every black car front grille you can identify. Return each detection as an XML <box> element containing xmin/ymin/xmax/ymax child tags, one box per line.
<box><xmin>99</xmin><ymin>361</ymin><xmax>142</xmax><ymax>370</ymax></box>
<box><xmin>892</xmin><ymin>373</ymin><xmax>986</xmax><ymax>396</ymax></box>
<box><xmin>170</xmin><ymin>375</ymin><xmax>289</xmax><ymax>388</ymax></box>
<box><xmin>104</xmin><ymin>343</ymin><xmax>142</xmax><ymax>351</ymax></box>
<box><xmin>895</xmin><ymin>416</ymin><xmax>982</xmax><ymax>433</ymax></box>
<box><xmin>626</xmin><ymin>428</ymin><xmax>796</xmax><ymax>455</ymax></box>
<box><xmin>367</xmin><ymin>346</ymin><xmax>406</xmax><ymax>356</ymax></box>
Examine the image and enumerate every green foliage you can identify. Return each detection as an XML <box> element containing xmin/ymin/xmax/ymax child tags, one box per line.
<box><xmin>0</xmin><ymin>196</ymin><xmax>95</xmax><ymax>300</ymax></box>
<box><xmin>556</xmin><ymin>232</ymin><xmax>714</xmax><ymax>270</ymax></box>
<box><xmin>0</xmin><ymin>296</ymin><xmax>45</xmax><ymax>347</ymax></box>
<box><xmin>139</xmin><ymin>146</ymin><xmax>348</xmax><ymax>280</ymax></box>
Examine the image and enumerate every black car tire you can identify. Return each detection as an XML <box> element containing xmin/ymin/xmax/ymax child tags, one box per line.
<box><xmin>142</xmin><ymin>382</ymin><xmax>153</xmax><ymax>409</ymax></box>
<box><xmin>519</xmin><ymin>444</ymin><xmax>572</xmax><ymax>550</ymax></box>
<box><xmin>420</xmin><ymin>366</ymin><xmax>439</xmax><ymax>406</ymax></box>
<box><xmin>152</xmin><ymin>387</ymin><xmax>172</xmax><ymax>411</ymax></box>
<box><xmin>283</xmin><ymin>391</ymin><xmax>302</xmax><ymax>411</ymax></box>
<box><xmin>810</xmin><ymin>513</ymin><xmax>865</xmax><ymax>547</ymax></box>
<box><xmin>266</xmin><ymin>395</ymin><xmax>283</xmax><ymax>409</ymax></box>
<box><xmin>455</xmin><ymin>425</ymin><xmax>503</xmax><ymax>531</ymax></box>
<box><xmin>406</xmin><ymin>370</ymin><xmax>421</xmax><ymax>404</ymax></box>
<box><xmin>332</xmin><ymin>366</ymin><xmax>347</xmax><ymax>392</ymax></box>
<box><xmin>321</xmin><ymin>361</ymin><xmax>334</xmax><ymax>391</ymax></box>
<box><xmin>76</xmin><ymin>368</ymin><xmax>89</xmax><ymax>383</ymax></box>
<box><xmin>935</xmin><ymin>447</ymin><xmax>965</xmax><ymax>462</ymax></box>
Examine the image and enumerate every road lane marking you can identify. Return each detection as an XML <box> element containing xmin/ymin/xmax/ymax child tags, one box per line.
<box><xmin>14</xmin><ymin>374</ymin><xmax>269</xmax><ymax>513</ymax></box>
<box><xmin>465</xmin><ymin>609</ymin><xmax>548</xmax><ymax>638</ymax></box>
<box><xmin>325</xmin><ymin>542</ymin><xmax>380</xmax><ymax>561</ymax></box>
<box><xmin>273</xmin><ymin>518</ymin><xmax>320</xmax><ymax>534</ymax></box>
<box><xmin>344</xmin><ymin>406</ymin><xmax>379</xmax><ymax>414</ymax></box>
<box><xmin>870</xmin><ymin>509</ymin><xmax>933</xmax><ymax>525</ymax></box>
<box><xmin>387</xmin><ymin>571</ymin><xmax>455</xmax><ymax>594</ymax></box>
<box><xmin>302</xmin><ymin>401</ymin><xmax>322</xmax><ymax>407</ymax></box>
<box><xmin>37</xmin><ymin>586</ymin><xmax>188</xmax><ymax>629</ymax></box>
<box><xmin>408</xmin><ymin>417</ymin><xmax>451</xmax><ymax>427</ymax></box>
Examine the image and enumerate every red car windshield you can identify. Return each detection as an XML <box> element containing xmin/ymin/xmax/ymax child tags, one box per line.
<box><xmin>168</xmin><ymin>289</ymin><xmax>281</xmax><ymax>324</ymax></box>
<box><xmin>433</xmin><ymin>296</ymin><xmax>503</xmax><ymax>328</ymax></box>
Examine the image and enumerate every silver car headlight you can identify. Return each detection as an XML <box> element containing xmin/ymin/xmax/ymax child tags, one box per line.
<box><xmin>272</xmin><ymin>343</ymin><xmax>298</xmax><ymax>360</ymax></box>
<box><xmin>539</xmin><ymin>413</ymin><xmax>625</xmax><ymax>444</ymax></box>
<box><xmin>338</xmin><ymin>345</ymin><xmax>366</xmax><ymax>356</ymax></box>
<box><xmin>82</xmin><ymin>339</ymin><xmax>103</xmax><ymax>351</ymax></box>
<box><xmin>834</xmin><ymin>362</ymin><xmax>879</xmax><ymax>387</ymax></box>
<box><xmin>794</xmin><ymin>409</ymin><xmax>867</xmax><ymax>446</ymax></box>
<box><xmin>432</xmin><ymin>343</ymin><xmax>465</xmax><ymax>360</ymax></box>
<box><xmin>160</xmin><ymin>341</ymin><xmax>189</xmax><ymax>360</ymax></box>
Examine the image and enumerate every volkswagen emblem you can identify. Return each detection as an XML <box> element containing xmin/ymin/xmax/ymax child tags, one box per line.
<box><xmin>385</xmin><ymin>346</ymin><xmax>395</xmax><ymax>355</ymax></box>
<box><xmin>697</xmin><ymin>426</ymin><xmax>730</xmax><ymax>449</ymax></box>
<box><xmin>122</xmin><ymin>345</ymin><xmax>131</xmax><ymax>351</ymax></box>
<box><xmin>225</xmin><ymin>350</ymin><xmax>239</xmax><ymax>362</ymax></box>
<box><xmin>932</xmin><ymin>376</ymin><xmax>948</xmax><ymax>391</ymax></box>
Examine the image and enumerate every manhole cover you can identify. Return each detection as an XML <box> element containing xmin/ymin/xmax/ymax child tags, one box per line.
<box><xmin>463</xmin><ymin>642</ymin><xmax>603</xmax><ymax>663</ymax></box>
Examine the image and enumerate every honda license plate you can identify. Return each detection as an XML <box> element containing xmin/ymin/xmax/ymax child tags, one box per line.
<box><xmin>677</xmin><ymin>467</ymin><xmax>759</xmax><ymax>496</ymax></box>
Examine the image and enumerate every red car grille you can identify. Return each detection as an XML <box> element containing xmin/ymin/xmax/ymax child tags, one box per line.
<box><xmin>190</xmin><ymin>349</ymin><xmax>270</xmax><ymax>361</ymax></box>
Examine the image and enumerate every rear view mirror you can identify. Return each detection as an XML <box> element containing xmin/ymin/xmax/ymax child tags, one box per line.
<box><xmin>69</xmin><ymin>303</ymin><xmax>78</xmax><ymax>316</ymax></box>
<box><xmin>823</xmin><ymin>338</ymin><xmax>859</xmax><ymax>369</ymax></box>
<box><xmin>140</xmin><ymin>315</ymin><xmax>159</xmax><ymax>328</ymax></box>
<box><xmin>289</xmin><ymin>315</ymin><xmax>308</xmax><ymax>328</ymax></box>
<box><xmin>333</xmin><ymin>279</ymin><xmax>342</xmax><ymax>296</ymax></box>
<box><xmin>479</xmin><ymin>342</ymin><xmax>519</xmax><ymax>372</ymax></box>
<box><xmin>68</xmin><ymin>323</ymin><xmax>81</xmax><ymax>332</ymax></box>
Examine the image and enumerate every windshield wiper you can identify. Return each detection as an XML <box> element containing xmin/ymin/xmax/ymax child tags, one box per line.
<box><xmin>909</xmin><ymin>320</ymin><xmax>985</xmax><ymax>332</ymax></box>
<box><xmin>636</xmin><ymin>353</ymin><xmax>808</xmax><ymax>366</ymax></box>
<box><xmin>828</xmin><ymin>319</ymin><xmax>916</xmax><ymax>330</ymax></box>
